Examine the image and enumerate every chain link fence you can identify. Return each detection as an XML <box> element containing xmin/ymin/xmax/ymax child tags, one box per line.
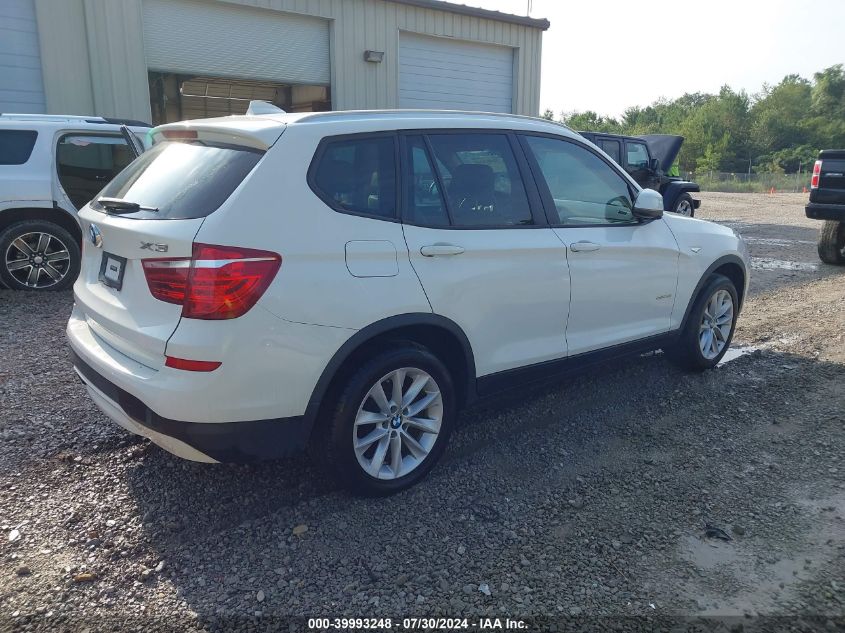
<box><xmin>681</xmin><ymin>171</ymin><xmax>812</xmax><ymax>193</ymax></box>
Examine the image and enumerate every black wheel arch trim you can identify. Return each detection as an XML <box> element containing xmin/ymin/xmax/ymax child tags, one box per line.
<box><xmin>303</xmin><ymin>313</ymin><xmax>478</xmax><ymax>423</ymax></box>
<box><xmin>0</xmin><ymin>205</ymin><xmax>82</xmax><ymax>245</ymax></box>
<box><xmin>661</xmin><ymin>182</ymin><xmax>700</xmax><ymax>211</ymax></box>
<box><xmin>679</xmin><ymin>255</ymin><xmax>748</xmax><ymax>332</ymax></box>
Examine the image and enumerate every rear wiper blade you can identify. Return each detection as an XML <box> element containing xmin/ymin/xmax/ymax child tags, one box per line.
<box><xmin>97</xmin><ymin>197</ymin><xmax>159</xmax><ymax>214</ymax></box>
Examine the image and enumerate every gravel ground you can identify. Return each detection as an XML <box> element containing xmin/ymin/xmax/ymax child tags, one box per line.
<box><xmin>1</xmin><ymin>192</ymin><xmax>843</xmax><ymax>631</ymax></box>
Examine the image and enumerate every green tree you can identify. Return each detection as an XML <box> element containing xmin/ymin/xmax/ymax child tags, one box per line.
<box><xmin>750</xmin><ymin>75</ymin><xmax>812</xmax><ymax>156</ymax></box>
<box><xmin>560</xmin><ymin>110</ymin><xmax>622</xmax><ymax>133</ymax></box>
<box><xmin>547</xmin><ymin>64</ymin><xmax>845</xmax><ymax>175</ymax></box>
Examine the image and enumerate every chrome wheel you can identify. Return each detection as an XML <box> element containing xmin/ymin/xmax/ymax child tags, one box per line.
<box><xmin>675</xmin><ymin>198</ymin><xmax>694</xmax><ymax>216</ymax></box>
<box><xmin>699</xmin><ymin>289</ymin><xmax>734</xmax><ymax>359</ymax></box>
<box><xmin>353</xmin><ymin>367</ymin><xmax>443</xmax><ymax>480</ymax></box>
<box><xmin>4</xmin><ymin>231</ymin><xmax>71</xmax><ymax>289</ymax></box>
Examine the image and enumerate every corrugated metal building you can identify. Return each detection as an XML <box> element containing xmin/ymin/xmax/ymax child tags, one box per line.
<box><xmin>2</xmin><ymin>0</ymin><xmax>548</xmax><ymax>124</ymax></box>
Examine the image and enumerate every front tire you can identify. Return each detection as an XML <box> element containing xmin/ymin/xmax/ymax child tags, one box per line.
<box><xmin>817</xmin><ymin>220</ymin><xmax>845</xmax><ymax>265</ymax></box>
<box><xmin>0</xmin><ymin>220</ymin><xmax>80</xmax><ymax>291</ymax></box>
<box><xmin>318</xmin><ymin>345</ymin><xmax>456</xmax><ymax>496</ymax></box>
<box><xmin>672</xmin><ymin>193</ymin><xmax>696</xmax><ymax>217</ymax></box>
<box><xmin>667</xmin><ymin>274</ymin><xmax>738</xmax><ymax>372</ymax></box>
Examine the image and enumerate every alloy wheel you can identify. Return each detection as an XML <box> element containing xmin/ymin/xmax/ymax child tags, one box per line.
<box><xmin>4</xmin><ymin>232</ymin><xmax>71</xmax><ymax>289</ymax></box>
<box><xmin>699</xmin><ymin>289</ymin><xmax>734</xmax><ymax>359</ymax></box>
<box><xmin>676</xmin><ymin>199</ymin><xmax>693</xmax><ymax>216</ymax></box>
<box><xmin>353</xmin><ymin>367</ymin><xmax>443</xmax><ymax>480</ymax></box>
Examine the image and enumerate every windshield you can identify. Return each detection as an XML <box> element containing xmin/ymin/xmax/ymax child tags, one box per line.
<box><xmin>92</xmin><ymin>141</ymin><xmax>263</xmax><ymax>219</ymax></box>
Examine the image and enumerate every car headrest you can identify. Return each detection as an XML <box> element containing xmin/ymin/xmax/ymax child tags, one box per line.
<box><xmin>449</xmin><ymin>163</ymin><xmax>495</xmax><ymax>198</ymax></box>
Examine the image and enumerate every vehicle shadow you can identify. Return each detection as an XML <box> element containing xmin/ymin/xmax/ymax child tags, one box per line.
<box><xmin>118</xmin><ymin>345</ymin><xmax>845</xmax><ymax>624</ymax></box>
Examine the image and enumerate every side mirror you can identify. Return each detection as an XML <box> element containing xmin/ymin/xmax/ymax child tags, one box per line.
<box><xmin>632</xmin><ymin>188</ymin><xmax>664</xmax><ymax>220</ymax></box>
<box><xmin>648</xmin><ymin>158</ymin><xmax>660</xmax><ymax>172</ymax></box>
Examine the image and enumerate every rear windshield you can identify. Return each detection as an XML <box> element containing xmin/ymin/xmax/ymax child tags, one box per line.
<box><xmin>0</xmin><ymin>130</ymin><xmax>38</xmax><ymax>165</ymax></box>
<box><xmin>92</xmin><ymin>141</ymin><xmax>263</xmax><ymax>219</ymax></box>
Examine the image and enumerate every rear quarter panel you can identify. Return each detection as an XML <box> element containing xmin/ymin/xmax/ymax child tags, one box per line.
<box><xmin>192</xmin><ymin>124</ymin><xmax>432</xmax><ymax>331</ymax></box>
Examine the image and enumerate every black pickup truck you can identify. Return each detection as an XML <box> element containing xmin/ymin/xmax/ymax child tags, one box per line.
<box><xmin>805</xmin><ymin>149</ymin><xmax>845</xmax><ymax>265</ymax></box>
<box><xmin>579</xmin><ymin>132</ymin><xmax>701</xmax><ymax>216</ymax></box>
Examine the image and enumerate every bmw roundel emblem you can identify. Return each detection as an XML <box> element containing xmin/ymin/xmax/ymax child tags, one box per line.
<box><xmin>89</xmin><ymin>223</ymin><xmax>103</xmax><ymax>248</ymax></box>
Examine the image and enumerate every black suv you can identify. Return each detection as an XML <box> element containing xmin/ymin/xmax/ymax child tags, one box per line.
<box><xmin>579</xmin><ymin>132</ymin><xmax>701</xmax><ymax>216</ymax></box>
<box><xmin>805</xmin><ymin>149</ymin><xmax>845</xmax><ymax>265</ymax></box>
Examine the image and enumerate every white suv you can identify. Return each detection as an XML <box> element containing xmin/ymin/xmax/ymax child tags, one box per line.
<box><xmin>66</xmin><ymin>110</ymin><xmax>749</xmax><ymax>495</ymax></box>
<box><xmin>0</xmin><ymin>114</ymin><xmax>147</xmax><ymax>290</ymax></box>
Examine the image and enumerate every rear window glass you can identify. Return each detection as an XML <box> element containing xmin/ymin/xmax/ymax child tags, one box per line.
<box><xmin>93</xmin><ymin>141</ymin><xmax>263</xmax><ymax>219</ymax></box>
<box><xmin>0</xmin><ymin>130</ymin><xmax>38</xmax><ymax>165</ymax></box>
<box><xmin>310</xmin><ymin>136</ymin><xmax>397</xmax><ymax>218</ymax></box>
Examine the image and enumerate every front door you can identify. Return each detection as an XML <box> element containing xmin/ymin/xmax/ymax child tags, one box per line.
<box><xmin>400</xmin><ymin>132</ymin><xmax>570</xmax><ymax>377</ymax></box>
<box><xmin>624</xmin><ymin>139</ymin><xmax>658</xmax><ymax>189</ymax></box>
<box><xmin>520</xmin><ymin>134</ymin><xmax>679</xmax><ymax>356</ymax></box>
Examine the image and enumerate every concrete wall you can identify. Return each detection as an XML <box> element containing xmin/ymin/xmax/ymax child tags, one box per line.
<box><xmin>1</xmin><ymin>0</ymin><xmax>47</xmax><ymax>113</ymax></box>
<box><xmin>33</xmin><ymin>0</ymin><xmax>544</xmax><ymax>121</ymax></box>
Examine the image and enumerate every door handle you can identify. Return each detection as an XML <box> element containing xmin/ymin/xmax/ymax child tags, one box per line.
<box><xmin>420</xmin><ymin>244</ymin><xmax>465</xmax><ymax>257</ymax></box>
<box><xmin>570</xmin><ymin>241</ymin><xmax>601</xmax><ymax>253</ymax></box>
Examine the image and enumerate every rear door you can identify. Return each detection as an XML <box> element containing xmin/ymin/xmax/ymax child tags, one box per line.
<box><xmin>520</xmin><ymin>134</ymin><xmax>679</xmax><ymax>356</ymax></box>
<box><xmin>120</xmin><ymin>125</ymin><xmax>144</xmax><ymax>158</ymax></box>
<box><xmin>400</xmin><ymin>131</ymin><xmax>570</xmax><ymax>378</ymax></box>
<box><xmin>596</xmin><ymin>137</ymin><xmax>622</xmax><ymax>166</ymax></box>
<box><xmin>74</xmin><ymin>137</ymin><xmax>265</xmax><ymax>368</ymax></box>
<box><xmin>53</xmin><ymin>132</ymin><xmax>134</xmax><ymax>210</ymax></box>
<box><xmin>623</xmin><ymin>139</ymin><xmax>652</xmax><ymax>187</ymax></box>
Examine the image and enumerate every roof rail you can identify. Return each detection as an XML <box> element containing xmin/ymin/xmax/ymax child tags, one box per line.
<box><xmin>98</xmin><ymin>117</ymin><xmax>152</xmax><ymax>127</ymax></box>
<box><xmin>296</xmin><ymin>109</ymin><xmax>572</xmax><ymax>130</ymax></box>
<box><xmin>0</xmin><ymin>113</ymin><xmax>151</xmax><ymax>127</ymax></box>
<box><xmin>0</xmin><ymin>113</ymin><xmax>105</xmax><ymax>122</ymax></box>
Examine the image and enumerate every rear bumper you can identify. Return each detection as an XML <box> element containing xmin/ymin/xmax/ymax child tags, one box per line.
<box><xmin>70</xmin><ymin>349</ymin><xmax>311</xmax><ymax>462</ymax></box>
<box><xmin>806</xmin><ymin>202</ymin><xmax>845</xmax><ymax>221</ymax></box>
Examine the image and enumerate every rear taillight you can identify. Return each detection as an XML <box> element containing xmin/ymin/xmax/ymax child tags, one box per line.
<box><xmin>142</xmin><ymin>243</ymin><xmax>281</xmax><ymax>320</ymax></box>
<box><xmin>161</xmin><ymin>129</ymin><xmax>198</xmax><ymax>141</ymax></box>
<box><xmin>811</xmin><ymin>160</ymin><xmax>822</xmax><ymax>189</ymax></box>
<box><xmin>141</xmin><ymin>259</ymin><xmax>190</xmax><ymax>305</ymax></box>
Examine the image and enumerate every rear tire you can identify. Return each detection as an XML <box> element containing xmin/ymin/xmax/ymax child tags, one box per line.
<box><xmin>0</xmin><ymin>220</ymin><xmax>80</xmax><ymax>291</ymax></box>
<box><xmin>817</xmin><ymin>220</ymin><xmax>845</xmax><ymax>265</ymax></box>
<box><xmin>315</xmin><ymin>344</ymin><xmax>456</xmax><ymax>496</ymax></box>
<box><xmin>672</xmin><ymin>193</ymin><xmax>695</xmax><ymax>217</ymax></box>
<box><xmin>667</xmin><ymin>274</ymin><xmax>738</xmax><ymax>372</ymax></box>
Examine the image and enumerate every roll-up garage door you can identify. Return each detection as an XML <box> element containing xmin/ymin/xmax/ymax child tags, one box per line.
<box><xmin>142</xmin><ymin>0</ymin><xmax>330</xmax><ymax>85</ymax></box>
<box><xmin>0</xmin><ymin>0</ymin><xmax>46</xmax><ymax>113</ymax></box>
<box><xmin>398</xmin><ymin>32</ymin><xmax>514</xmax><ymax>113</ymax></box>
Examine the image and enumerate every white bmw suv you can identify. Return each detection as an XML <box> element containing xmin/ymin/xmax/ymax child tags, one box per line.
<box><xmin>66</xmin><ymin>109</ymin><xmax>749</xmax><ymax>495</ymax></box>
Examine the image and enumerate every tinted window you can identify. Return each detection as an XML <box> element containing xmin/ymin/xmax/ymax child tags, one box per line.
<box><xmin>626</xmin><ymin>142</ymin><xmax>649</xmax><ymax>169</ymax></box>
<box><xmin>0</xmin><ymin>130</ymin><xmax>38</xmax><ymax>165</ymax></box>
<box><xmin>598</xmin><ymin>139</ymin><xmax>621</xmax><ymax>164</ymax></box>
<box><xmin>427</xmin><ymin>134</ymin><xmax>532</xmax><ymax>227</ymax></box>
<box><xmin>524</xmin><ymin>136</ymin><xmax>634</xmax><ymax>226</ymax></box>
<box><xmin>57</xmin><ymin>134</ymin><xmax>134</xmax><ymax>209</ymax></box>
<box><xmin>405</xmin><ymin>136</ymin><xmax>449</xmax><ymax>226</ymax></box>
<box><xmin>94</xmin><ymin>141</ymin><xmax>263</xmax><ymax>219</ymax></box>
<box><xmin>312</xmin><ymin>136</ymin><xmax>396</xmax><ymax>218</ymax></box>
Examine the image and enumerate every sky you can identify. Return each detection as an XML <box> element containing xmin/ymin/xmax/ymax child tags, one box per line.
<box><xmin>457</xmin><ymin>0</ymin><xmax>845</xmax><ymax>117</ymax></box>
